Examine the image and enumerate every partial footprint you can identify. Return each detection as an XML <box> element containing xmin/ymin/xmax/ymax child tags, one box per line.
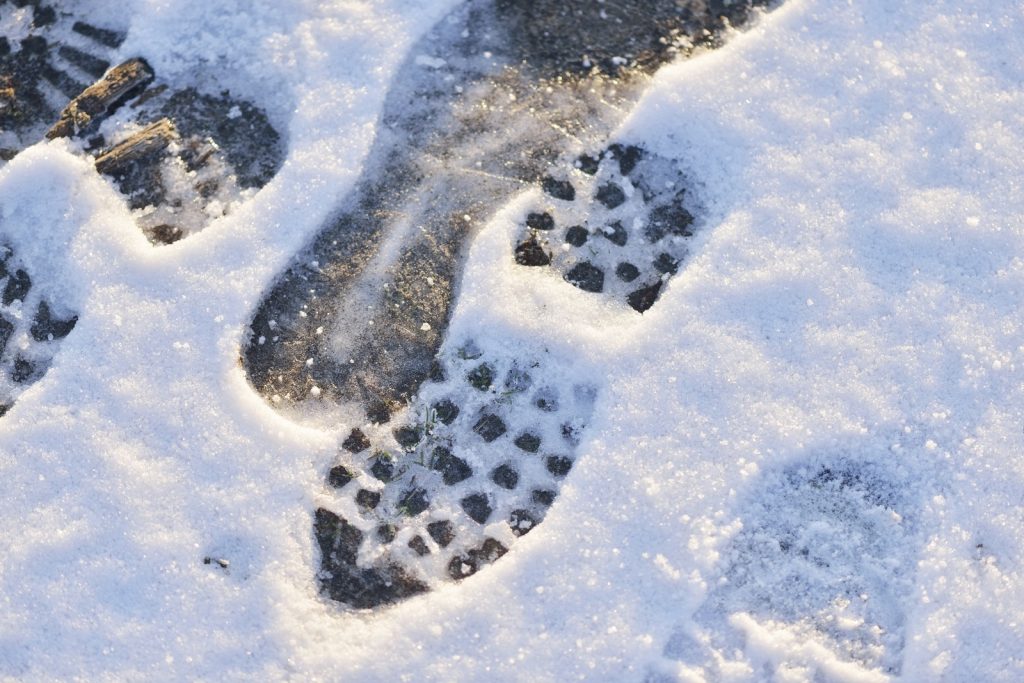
<box><xmin>80</xmin><ymin>73</ymin><xmax>284</xmax><ymax>244</ymax></box>
<box><xmin>1</xmin><ymin>1</ymin><xmax>285</xmax><ymax>245</ymax></box>
<box><xmin>315</xmin><ymin>338</ymin><xmax>595</xmax><ymax>607</ymax></box>
<box><xmin>513</xmin><ymin>144</ymin><xmax>699</xmax><ymax>312</ymax></box>
<box><xmin>662</xmin><ymin>453</ymin><xmax>925</xmax><ymax>678</ymax></box>
<box><xmin>243</xmin><ymin>0</ymin><xmax>771</xmax><ymax>417</ymax></box>
<box><xmin>0</xmin><ymin>3</ymin><xmax>284</xmax><ymax>412</ymax></box>
<box><xmin>0</xmin><ymin>242</ymin><xmax>76</xmax><ymax>415</ymax></box>
<box><xmin>1</xmin><ymin>0</ymin><xmax>125</xmax><ymax>159</ymax></box>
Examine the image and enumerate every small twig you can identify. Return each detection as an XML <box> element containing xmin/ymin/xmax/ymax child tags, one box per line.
<box><xmin>94</xmin><ymin>118</ymin><xmax>178</xmax><ymax>175</ymax></box>
<box><xmin>47</xmin><ymin>58</ymin><xmax>155</xmax><ymax>139</ymax></box>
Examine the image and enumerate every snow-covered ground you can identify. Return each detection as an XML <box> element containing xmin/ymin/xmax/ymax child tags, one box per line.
<box><xmin>2</xmin><ymin>0</ymin><xmax>1023</xmax><ymax>680</ymax></box>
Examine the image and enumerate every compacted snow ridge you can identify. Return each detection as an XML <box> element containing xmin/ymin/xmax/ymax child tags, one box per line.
<box><xmin>1</xmin><ymin>0</ymin><xmax>1023</xmax><ymax>681</ymax></box>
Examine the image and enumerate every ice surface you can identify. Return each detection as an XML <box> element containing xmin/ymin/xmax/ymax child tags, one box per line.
<box><xmin>1</xmin><ymin>0</ymin><xmax>1024</xmax><ymax>680</ymax></box>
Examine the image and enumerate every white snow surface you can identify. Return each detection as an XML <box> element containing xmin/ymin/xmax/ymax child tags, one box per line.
<box><xmin>2</xmin><ymin>0</ymin><xmax>1024</xmax><ymax>680</ymax></box>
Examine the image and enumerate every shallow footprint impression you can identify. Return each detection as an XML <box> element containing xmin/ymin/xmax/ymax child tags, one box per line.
<box><xmin>240</xmin><ymin>0</ymin><xmax>778</xmax><ymax>610</ymax></box>
<box><xmin>660</xmin><ymin>453</ymin><xmax>927</xmax><ymax>678</ymax></box>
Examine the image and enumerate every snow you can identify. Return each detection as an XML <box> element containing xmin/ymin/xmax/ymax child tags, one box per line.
<box><xmin>2</xmin><ymin>0</ymin><xmax>1024</xmax><ymax>680</ymax></box>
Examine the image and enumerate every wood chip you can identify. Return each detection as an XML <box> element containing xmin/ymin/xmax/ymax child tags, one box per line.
<box><xmin>47</xmin><ymin>58</ymin><xmax>154</xmax><ymax>139</ymax></box>
<box><xmin>94</xmin><ymin>118</ymin><xmax>178</xmax><ymax>175</ymax></box>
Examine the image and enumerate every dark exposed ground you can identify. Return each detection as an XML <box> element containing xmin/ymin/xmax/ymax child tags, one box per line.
<box><xmin>1</xmin><ymin>6</ymin><xmax>123</xmax><ymax>157</ymax></box>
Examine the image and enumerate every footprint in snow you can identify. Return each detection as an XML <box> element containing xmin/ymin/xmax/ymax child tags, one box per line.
<box><xmin>239</xmin><ymin>0</ymin><xmax>776</xmax><ymax>609</ymax></box>
<box><xmin>657</xmin><ymin>452</ymin><xmax>926</xmax><ymax>678</ymax></box>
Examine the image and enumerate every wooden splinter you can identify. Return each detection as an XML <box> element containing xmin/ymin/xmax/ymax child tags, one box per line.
<box><xmin>94</xmin><ymin>118</ymin><xmax>178</xmax><ymax>175</ymax></box>
<box><xmin>47</xmin><ymin>58</ymin><xmax>154</xmax><ymax>139</ymax></box>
